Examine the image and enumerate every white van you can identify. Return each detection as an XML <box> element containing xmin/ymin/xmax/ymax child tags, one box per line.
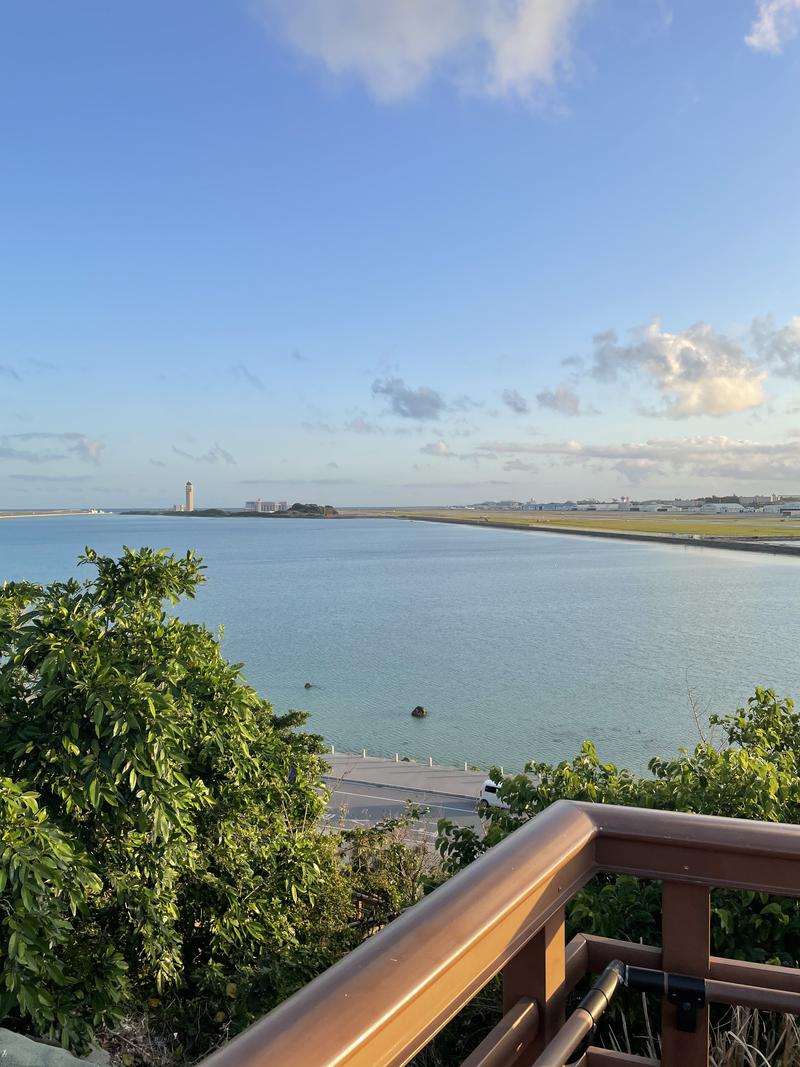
<box><xmin>478</xmin><ymin>778</ymin><xmax>509</xmax><ymax>810</ymax></box>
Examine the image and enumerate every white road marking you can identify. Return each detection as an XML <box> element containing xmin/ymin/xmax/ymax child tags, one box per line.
<box><xmin>335</xmin><ymin>819</ymin><xmax>438</xmax><ymax>839</ymax></box>
<box><xmin>327</xmin><ymin>787</ymin><xmax>475</xmax><ymax>816</ymax></box>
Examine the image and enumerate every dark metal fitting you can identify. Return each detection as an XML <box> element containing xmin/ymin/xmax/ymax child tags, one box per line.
<box><xmin>667</xmin><ymin>973</ymin><xmax>706</xmax><ymax>1033</ymax></box>
<box><xmin>624</xmin><ymin>965</ymin><xmax>667</xmax><ymax>997</ymax></box>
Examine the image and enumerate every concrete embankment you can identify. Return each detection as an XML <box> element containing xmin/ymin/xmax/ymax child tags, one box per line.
<box><xmin>397</xmin><ymin>514</ymin><xmax>800</xmax><ymax>557</ymax></box>
<box><xmin>323</xmin><ymin>752</ymin><xmax>485</xmax><ymax>799</ymax></box>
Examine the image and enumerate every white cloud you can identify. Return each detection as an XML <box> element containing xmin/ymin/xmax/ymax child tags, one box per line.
<box><xmin>751</xmin><ymin>314</ymin><xmax>800</xmax><ymax>377</ymax></box>
<box><xmin>479</xmin><ymin>434</ymin><xmax>800</xmax><ymax>484</ymax></box>
<box><xmin>536</xmin><ymin>384</ymin><xmax>581</xmax><ymax>415</ymax></box>
<box><xmin>590</xmin><ymin>320</ymin><xmax>766</xmax><ymax>417</ymax></box>
<box><xmin>420</xmin><ymin>440</ymin><xmax>454</xmax><ymax>457</ymax></box>
<box><xmin>255</xmin><ymin>0</ymin><xmax>591</xmax><ymax>101</ymax></box>
<box><xmin>67</xmin><ymin>435</ymin><xmax>105</xmax><ymax>463</ymax></box>
<box><xmin>420</xmin><ymin>439</ymin><xmax>489</xmax><ymax>463</ymax></box>
<box><xmin>746</xmin><ymin>0</ymin><xmax>800</xmax><ymax>52</ymax></box>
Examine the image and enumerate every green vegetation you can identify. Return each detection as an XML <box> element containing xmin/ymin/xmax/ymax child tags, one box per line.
<box><xmin>0</xmin><ymin>548</ymin><xmax>419</xmax><ymax>1058</ymax></box>
<box><xmin>273</xmin><ymin>503</ymin><xmax>337</xmax><ymax>516</ymax></box>
<box><xmin>440</xmin><ymin>688</ymin><xmax>800</xmax><ymax>961</ymax></box>
<box><xmin>431</xmin><ymin>689</ymin><xmax>800</xmax><ymax>1062</ymax></box>
<box><xmin>124</xmin><ymin>504</ymin><xmax>338</xmax><ymax>519</ymax></box>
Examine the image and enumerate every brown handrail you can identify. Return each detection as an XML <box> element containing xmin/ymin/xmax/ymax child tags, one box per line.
<box><xmin>202</xmin><ymin>802</ymin><xmax>800</xmax><ymax>1067</ymax></box>
<box><xmin>460</xmin><ymin>997</ymin><xmax>538</xmax><ymax>1067</ymax></box>
<box><xmin>204</xmin><ymin>801</ymin><xmax>597</xmax><ymax>1067</ymax></box>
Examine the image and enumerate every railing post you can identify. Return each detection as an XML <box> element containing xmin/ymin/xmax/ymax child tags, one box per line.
<box><xmin>503</xmin><ymin>908</ymin><xmax>566</xmax><ymax>1065</ymax></box>
<box><xmin>661</xmin><ymin>882</ymin><xmax>710</xmax><ymax>1067</ymax></box>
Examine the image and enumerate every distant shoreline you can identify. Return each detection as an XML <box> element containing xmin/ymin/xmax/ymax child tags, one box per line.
<box><xmin>387</xmin><ymin>513</ymin><xmax>800</xmax><ymax>557</ymax></box>
<box><xmin>0</xmin><ymin>509</ymin><xmax>98</xmax><ymax>520</ymax></box>
<box><xmin>122</xmin><ymin>506</ymin><xmax>336</xmax><ymax>519</ymax></box>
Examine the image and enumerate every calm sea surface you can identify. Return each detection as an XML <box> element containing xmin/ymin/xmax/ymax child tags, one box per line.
<box><xmin>1</xmin><ymin>514</ymin><xmax>798</xmax><ymax>772</ymax></box>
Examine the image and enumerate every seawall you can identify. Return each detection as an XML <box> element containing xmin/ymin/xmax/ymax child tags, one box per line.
<box><xmin>394</xmin><ymin>515</ymin><xmax>800</xmax><ymax>557</ymax></box>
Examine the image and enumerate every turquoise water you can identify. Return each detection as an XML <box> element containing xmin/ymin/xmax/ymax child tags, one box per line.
<box><xmin>1</xmin><ymin>514</ymin><xmax>798</xmax><ymax>772</ymax></box>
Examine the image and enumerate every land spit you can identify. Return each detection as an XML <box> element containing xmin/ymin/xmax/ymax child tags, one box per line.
<box><xmin>376</xmin><ymin>513</ymin><xmax>800</xmax><ymax>557</ymax></box>
<box><xmin>0</xmin><ymin>509</ymin><xmax>97</xmax><ymax>519</ymax></box>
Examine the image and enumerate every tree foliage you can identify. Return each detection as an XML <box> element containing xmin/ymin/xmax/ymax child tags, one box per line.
<box><xmin>0</xmin><ymin>548</ymin><xmax>359</xmax><ymax>1054</ymax></box>
<box><xmin>437</xmin><ymin>688</ymin><xmax>800</xmax><ymax>965</ymax></box>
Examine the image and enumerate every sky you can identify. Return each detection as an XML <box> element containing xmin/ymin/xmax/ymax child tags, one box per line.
<box><xmin>2</xmin><ymin>0</ymin><xmax>800</xmax><ymax>508</ymax></box>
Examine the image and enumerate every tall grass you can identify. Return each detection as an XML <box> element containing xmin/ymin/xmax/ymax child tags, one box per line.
<box><xmin>604</xmin><ymin>1001</ymin><xmax>800</xmax><ymax>1066</ymax></box>
<box><xmin>710</xmin><ymin>1008</ymin><xmax>800</xmax><ymax>1067</ymax></box>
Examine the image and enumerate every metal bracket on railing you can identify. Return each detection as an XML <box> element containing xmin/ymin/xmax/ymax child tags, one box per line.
<box><xmin>667</xmin><ymin>973</ymin><xmax>706</xmax><ymax>1033</ymax></box>
<box><xmin>624</xmin><ymin>964</ymin><xmax>707</xmax><ymax>1033</ymax></box>
<box><xmin>534</xmin><ymin>961</ymin><xmax>710</xmax><ymax>1066</ymax></box>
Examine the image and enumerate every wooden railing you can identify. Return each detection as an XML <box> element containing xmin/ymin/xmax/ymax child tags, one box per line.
<box><xmin>201</xmin><ymin>801</ymin><xmax>800</xmax><ymax>1067</ymax></box>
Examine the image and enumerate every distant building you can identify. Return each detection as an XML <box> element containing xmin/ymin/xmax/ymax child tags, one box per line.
<box><xmin>173</xmin><ymin>503</ymin><xmax>184</xmax><ymax>512</ymax></box>
<box><xmin>700</xmin><ymin>501</ymin><xmax>745</xmax><ymax>514</ymax></box>
<box><xmin>185</xmin><ymin>481</ymin><xmax>194</xmax><ymax>512</ymax></box>
<box><xmin>276</xmin><ymin>501</ymin><xmax>288</xmax><ymax>512</ymax></box>
<box><xmin>764</xmin><ymin>501</ymin><xmax>800</xmax><ymax>514</ymax></box>
<box><xmin>245</xmin><ymin>499</ymin><xmax>278</xmax><ymax>513</ymax></box>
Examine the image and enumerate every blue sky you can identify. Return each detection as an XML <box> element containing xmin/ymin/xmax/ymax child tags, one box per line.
<box><xmin>2</xmin><ymin>0</ymin><xmax>800</xmax><ymax>507</ymax></box>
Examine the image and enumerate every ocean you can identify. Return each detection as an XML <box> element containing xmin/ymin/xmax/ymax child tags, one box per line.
<box><xmin>1</xmin><ymin>513</ymin><xmax>798</xmax><ymax>772</ymax></box>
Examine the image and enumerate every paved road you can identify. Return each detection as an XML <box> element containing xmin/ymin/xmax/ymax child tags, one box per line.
<box><xmin>323</xmin><ymin>752</ymin><xmax>486</xmax><ymax>797</ymax></box>
<box><xmin>320</xmin><ymin>752</ymin><xmax>488</xmax><ymax>838</ymax></box>
<box><xmin>322</xmin><ymin>776</ymin><xmax>483</xmax><ymax>839</ymax></box>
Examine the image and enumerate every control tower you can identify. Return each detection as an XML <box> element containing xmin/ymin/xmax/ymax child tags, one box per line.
<box><xmin>185</xmin><ymin>481</ymin><xmax>194</xmax><ymax>513</ymax></box>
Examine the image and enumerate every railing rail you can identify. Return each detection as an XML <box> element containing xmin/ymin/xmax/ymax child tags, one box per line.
<box><xmin>202</xmin><ymin>801</ymin><xmax>800</xmax><ymax>1067</ymax></box>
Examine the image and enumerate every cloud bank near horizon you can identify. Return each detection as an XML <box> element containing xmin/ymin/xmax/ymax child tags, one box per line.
<box><xmin>475</xmin><ymin>433</ymin><xmax>800</xmax><ymax>485</ymax></box>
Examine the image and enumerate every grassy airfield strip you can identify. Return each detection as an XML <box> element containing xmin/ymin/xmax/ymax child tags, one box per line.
<box><xmin>351</xmin><ymin>508</ymin><xmax>800</xmax><ymax>542</ymax></box>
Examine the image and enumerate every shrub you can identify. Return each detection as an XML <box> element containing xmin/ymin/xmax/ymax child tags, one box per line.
<box><xmin>0</xmin><ymin>548</ymin><xmax>355</xmax><ymax>1054</ymax></box>
<box><xmin>437</xmin><ymin>688</ymin><xmax>800</xmax><ymax>964</ymax></box>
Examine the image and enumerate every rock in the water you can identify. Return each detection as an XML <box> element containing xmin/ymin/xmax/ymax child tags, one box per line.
<box><xmin>304</xmin><ymin>682</ymin><xmax>313</xmax><ymax>689</ymax></box>
<box><xmin>411</xmin><ymin>705</ymin><xmax>428</xmax><ymax>718</ymax></box>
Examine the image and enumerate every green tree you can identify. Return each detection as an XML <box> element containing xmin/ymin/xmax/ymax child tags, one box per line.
<box><xmin>437</xmin><ymin>688</ymin><xmax>800</xmax><ymax>964</ymax></box>
<box><xmin>0</xmin><ymin>548</ymin><xmax>356</xmax><ymax>1054</ymax></box>
<box><xmin>0</xmin><ymin>776</ymin><xmax>127</xmax><ymax>1052</ymax></box>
